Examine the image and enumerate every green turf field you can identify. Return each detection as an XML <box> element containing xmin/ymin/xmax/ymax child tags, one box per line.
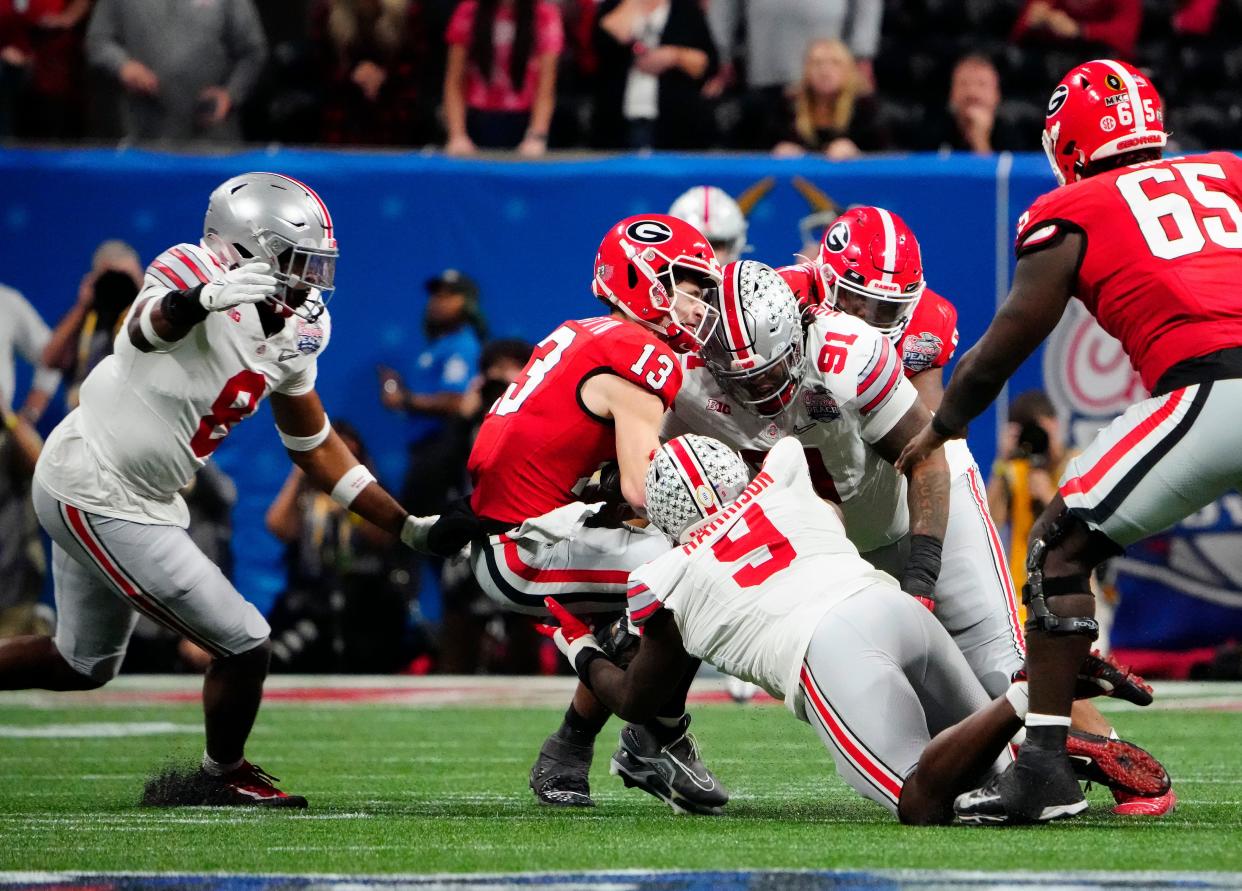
<box><xmin>1</xmin><ymin>680</ymin><xmax>1239</xmax><ymax>877</ymax></box>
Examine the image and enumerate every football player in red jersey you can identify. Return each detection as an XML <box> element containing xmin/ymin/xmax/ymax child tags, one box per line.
<box><xmin>413</xmin><ymin>215</ymin><xmax>729</xmax><ymax>814</ymax></box>
<box><xmin>897</xmin><ymin>59</ymin><xmax>1242</xmax><ymax>823</ymax></box>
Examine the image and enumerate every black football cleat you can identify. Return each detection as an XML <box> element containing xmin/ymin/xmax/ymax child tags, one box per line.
<box><xmin>529</xmin><ymin>732</ymin><xmax>595</xmax><ymax>807</ymax></box>
<box><xmin>955</xmin><ymin>744</ymin><xmax>1087</xmax><ymax>825</ymax></box>
<box><xmin>610</xmin><ymin>716</ymin><xmax>728</xmax><ymax>815</ymax></box>
<box><xmin>1066</xmin><ymin>730</ymin><xmax>1171</xmax><ymax>797</ymax></box>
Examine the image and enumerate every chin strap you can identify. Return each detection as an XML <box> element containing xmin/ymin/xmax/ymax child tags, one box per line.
<box><xmin>1022</xmin><ymin>512</ymin><xmax>1100</xmax><ymax>640</ymax></box>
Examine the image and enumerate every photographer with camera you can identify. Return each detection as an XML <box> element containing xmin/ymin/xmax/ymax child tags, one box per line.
<box><xmin>986</xmin><ymin>390</ymin><xmax>1071</xmax><ymax>590</ymax></box>
<box><xmin>41</xmin><ymin>240</ymin><xmax>143</xmax><ymax>410</ymax></box>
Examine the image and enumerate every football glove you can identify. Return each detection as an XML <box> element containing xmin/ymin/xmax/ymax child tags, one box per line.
<box><xmin>535</xmin><ymin>597</ymin><xmax>605</xmax><ymax>687</ymax></box>
<box><xmin>199</xmin><ymin>262</ymin><xmax>278</xmax><ymax>312</ymax></box>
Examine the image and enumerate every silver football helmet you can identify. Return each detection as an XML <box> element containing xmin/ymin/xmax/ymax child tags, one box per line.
<box><xmin>668</xmin><ymin>185</ymin><xmax>750</xmax><ymax>264</ymax></box>
<box><xmin>703</xmin><ymin>260</ymin><xmax>807</xmax><ymax>419</ymax></box>
<box><xmin>646</xmin><ymin>435</ymin><xmax>751</xmax><ymax>543</ymax></box>
<box><xmin>202</xmin><ymin>172</ymin><xmax>338</xmax><ymax>321</ymax></box>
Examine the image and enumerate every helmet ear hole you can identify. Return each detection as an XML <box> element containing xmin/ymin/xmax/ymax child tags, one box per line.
<box><xmin>627</xmin><ymin>263</ymin><xmax>639</xmax><ymax>290</ymax></box>
<box><xmin>234</xmin><ymin>243</ymin><xmax>253</xmax><ymax>259</ymax></box>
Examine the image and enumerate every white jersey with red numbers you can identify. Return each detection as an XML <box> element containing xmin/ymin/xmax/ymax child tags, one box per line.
<box><xmin>665</xmin><ymin>308</ymin><xmax>916</xmax><ymax>552</ymax></box>
<box><xmin>626</xmin><ymin>438</ymin><xmax>895</xmax><ymax>713</ymax></box>
<box><xmin>35</xmin><ymin>242</ymin><xmax>329</xmax><ymax>528</ymax></box>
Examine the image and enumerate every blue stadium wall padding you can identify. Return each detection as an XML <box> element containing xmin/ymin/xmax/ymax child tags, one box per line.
<box><xmin>0</xmin><ymin>147</ymin><xmax>1059</xmax><ymax>615</ymax></box>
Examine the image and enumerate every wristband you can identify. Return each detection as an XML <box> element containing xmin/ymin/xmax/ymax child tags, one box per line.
<box><xmin>931</xmin><ymin>412</ymin><xmax>962</xmax><ymax>439</ymax></box>
<box><xmin>330</xmin><ymin>464</ymin><xmax>376</xmax><ymax>508</ymax></box>
<box><xmin>901</xmin><ymin>533</ymin><xmax>943</xmax><ymax>600</ymax></box>
<box><xmin>277</xmin><ymin>416</ymin><xmax>331</xmax><ymax>452</ymax></box>
<box><xmin>138</xmin><ymin>297</ymin><xmax>177</xmax><ymax>350</ymax></box>
<box><xmin>573</xmin><ymin>647</ymin><xmax>604</xmax><ymax>691</ymax></box>
<box><xmin>161</xmin><ymin>285</ymin><xmax>210</xmax><ymax>327</ymax></box>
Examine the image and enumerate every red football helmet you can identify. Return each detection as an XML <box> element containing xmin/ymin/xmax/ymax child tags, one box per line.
<box><xmin>816</xmin><ymin>206</ymin><xmax>925</xmax><ymax>340</ymax></box>
<box><xmin>592</xmin><ymin>214</ymin><xmax>723</xmax><ymax>353</ymax></box>
<box><xmin>1042</xmin><ymin>59</ymin><xmax>1168</xmax><ymax>186</ymax></box>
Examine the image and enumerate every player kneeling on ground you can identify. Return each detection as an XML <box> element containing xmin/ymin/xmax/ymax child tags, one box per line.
<box><xmin>539</xmin><ymin>436</ymin><xmax>1167</xmax><ymax>822</ymax></box>
<box><xmin>0</xmin><ymin>173</ymin><xmax>426</xmax><ymax>807</ymax></box>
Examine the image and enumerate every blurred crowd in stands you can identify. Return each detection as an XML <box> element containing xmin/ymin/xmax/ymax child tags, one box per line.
<box><xmin>1</xmin><ymin>0</ymin><xmax>1237</xmax><ymax>155</ymax></box>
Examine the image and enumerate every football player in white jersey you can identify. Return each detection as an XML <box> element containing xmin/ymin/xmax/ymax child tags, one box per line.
<box><xmin>665</xmin><ymin>258</ymin><xmax>952</xmax><ymax>625</ymax></box>
<box><xmin>0</xmin><ymin>173</ymin><xmax>425</xmax><ymax>807</ymax></box>
<box><xmin>536</xmin><ymin>436</ymin><xmax>1166</xmax><ymax>821</ymax></box>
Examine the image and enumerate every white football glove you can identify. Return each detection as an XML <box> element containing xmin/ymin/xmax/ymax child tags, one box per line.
<box><xmin>400</xmin><ymin>514</ymin><xmax>439</xmax><ymax>553</ymax></box>
<box><xmin>199</xmin><ymin>262</ymin><xmax>278</xmax><ymax>312</ymax></box>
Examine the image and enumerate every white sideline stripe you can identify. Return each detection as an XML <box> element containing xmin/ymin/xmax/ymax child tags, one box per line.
<box><xmin>0</xmin><ymin>722</ymin><xmax>200</xmax><ymax>738</ymax></box>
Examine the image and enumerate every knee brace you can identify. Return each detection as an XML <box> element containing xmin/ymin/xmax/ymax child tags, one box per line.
<box><xmin>1022</xmin><ymin>512</ymin><xmax>1099</xmax><ymax>640</ymax></box>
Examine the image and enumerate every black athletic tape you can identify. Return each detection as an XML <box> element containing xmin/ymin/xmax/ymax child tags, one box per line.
<box><xmin>161</xmin><ymin>285</ymin><xmax>209</xmax><ymax>326</ymax></box>
<box><xmin>573</xmin><ymin>647</ymin><xmax>605</xmax><ymax>691</ymax></box>
<box><xmin>1042</xmin><ymin>575</ymin><xmax>1093</xmax><ymax>597</ymax></box>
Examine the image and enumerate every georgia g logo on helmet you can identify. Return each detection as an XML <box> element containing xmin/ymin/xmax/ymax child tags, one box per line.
<box><xmin>625</xmin><ymin>220</ymin><xmax>675</xmax><ymax>245</ymax></box>
<box><xmin>823</xmin><ymin>221</ymin><xmax>851</xmax><ymax>253</ymax></box>
<box><xmin>1047</xmin><ymin>84</ymin><xmax>1069</xmax><ymax>117</ymax></box>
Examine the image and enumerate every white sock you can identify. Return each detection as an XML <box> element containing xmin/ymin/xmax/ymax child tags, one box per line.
<box><xmin>202</xmin><ymin>752</ymin><xmax>244</xmax><ymax>776</ymax></box>
<box><xmin>1025</xmin><ymin>712</ymin><xmax>1072</xmax><ymax>729</ymax></box>
<box><xmin>1004</xmin><ymin>681</ymin><xmax>1029</xmax><ymax>720</ymax></box>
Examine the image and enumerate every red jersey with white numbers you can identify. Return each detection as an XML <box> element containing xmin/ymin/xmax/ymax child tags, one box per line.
<box><xmin>1016</xmin><ymin>151</ymin><xmax>1242</xmax><ymax>392</ymax></box>
<box><xmin>900</xmin><ymin>289</ymin><xmax>958</xmax><ymax>378</ymax></box>
<box><xmin>469</xmin><ymin>316</ymin><xmax>682</xmax><ymax>525</ymax></box>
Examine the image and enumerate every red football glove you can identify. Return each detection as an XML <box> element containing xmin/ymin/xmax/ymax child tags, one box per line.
<box><xmin>535</xmin><ymin>597</ymin><xmax>603</xmax><ymax>666</ymax></box>
<box><xmin>913</xmin><ymin>596</ymin><xmax>935</xmax><ymax>613</ymax></box>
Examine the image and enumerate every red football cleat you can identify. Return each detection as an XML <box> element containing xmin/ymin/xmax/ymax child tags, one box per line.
<box><xmin>1066</xmin><ymin>730</ymin><xmax>1171</xmax><ymax>798</ymax></box>
<box><xmin>213</xmin><ymin>761</ymin><xmax>308</xmax><ymax>808</ymax></box>
<box><xmin>1113</xmin><ymin>788</ymin><xmax>1178</xmax><ymax>816</ymax></box>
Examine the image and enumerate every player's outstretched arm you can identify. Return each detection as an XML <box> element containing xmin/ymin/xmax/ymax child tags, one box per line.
<box><xmin>539</xmin><ymin>598</ymin><xmax>691</xmax><ymax>724</ymax></box>
<box><xmin>580</xmin><ymin>373</ymin><xmax>666</xmax><ymax>509</ymax></box>
<box><xmin>270</xmin><ymin>390</ymin><xmax>413</xmax><ymax>542</ymax></box>
<box><xmin>895</xmin><ymin>235</ymin><xmax>1081</xmax><ymax>474</ymax></box>
<box><xmin>128</xmin><ymin>262</ymin><xmax>279</xmax><ymax>353</ymax></box>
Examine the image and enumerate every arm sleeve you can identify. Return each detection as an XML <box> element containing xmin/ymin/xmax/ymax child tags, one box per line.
<box><xmin>224</xmin><ymin>0</ymin><xmax>268</xmax><ymax>102</ymax></box>
<box><xmin>844</xmin><ymin>0</ymin><xmax>883</xmax><ymax>59</ymax></box>
<box><xmin>853</xmin><ymin>335</ymin><xmax>917</xmax><ymax>442</ymax></box>
<box><xmin>85</xmin><ymin>0</ymin><xmax>131</xmax><ymax>76</ymax></box>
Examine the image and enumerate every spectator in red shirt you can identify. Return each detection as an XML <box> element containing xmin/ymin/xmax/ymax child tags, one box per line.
<box><xmin>0</xmin><ymin>0</ymin><xmax>90</xmax><ymax>138</ymax></box>
<box><xmin>311</xmin><ymin>0</ymin><xmax>434</xmax><ymax>146</ymax></box>
<box><xmin>442</xmin><ymin>0</ymin><xmax>563</xmax><ymax>156</ymax></box>
<box><xmin>1011</xmin><ymin>0</ymin><xmax>1142</xmax><ymax>59</ymax></box>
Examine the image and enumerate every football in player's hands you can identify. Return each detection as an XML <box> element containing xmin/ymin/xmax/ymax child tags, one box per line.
<box><xmin>199</xmin><ymin>261</ymin><xmax>279</xmax><ymax>312</ymax></box>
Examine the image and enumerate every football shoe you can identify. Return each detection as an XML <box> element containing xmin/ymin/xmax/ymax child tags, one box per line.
<box><xmin>955</xmin><ymin>744</ymin><xmax>1087</xmax><ymax>825</ymax></box>
<box><xmin>529</xmin><ymin>732</ymin><xmax>595</xmax><ymax>807</ymax></box>
<box><xmin>1066</xmin><ymin>730</ymin><xmax>1171</xmax><ymax>797</ymax></box>
<box><xmin>610</xmin><ymin>715</ymin><xmax>728</xmax><ymax>815</ymax></box>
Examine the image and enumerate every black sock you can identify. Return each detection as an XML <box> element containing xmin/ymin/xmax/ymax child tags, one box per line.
<box><xmin>1025</xmin><ymin>724</ymin><xmax>1070</xmax><ymax>750</ymax></box>
<box><xmin>557</xmin><ymin>704</ymin><xmax>608</xmax><ymax>745</ymax></box>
